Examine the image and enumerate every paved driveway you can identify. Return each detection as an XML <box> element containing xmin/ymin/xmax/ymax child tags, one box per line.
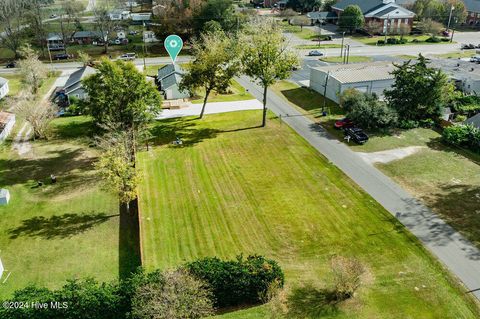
<box><xmin>236</xmin><ymin>75</ymin><xmax>480</xmax><ymax>299</ymax></box>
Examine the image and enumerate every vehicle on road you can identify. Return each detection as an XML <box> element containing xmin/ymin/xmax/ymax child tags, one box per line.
<box><xmin>5</xmin><ymin>61</ymin><xmax>16</xmax><ymax>68</ymax></box>
<box><xmin>53</xmin><ymin>53</ymin><xmax>69</xmax><ymax>60</ymax></box>
<box><xmin>334</xmin><ymin>117</ymin><xmax>354</xmax><ymax>129</ymax></box>
<box><xmin>119</xmin><ymin>53</ymin><xmax>136</xmax><ymax>61</ymax></box>
<box><xmin>308</xmin><ymin>50</ymin><xmax>324</xmax><ymax>56</ymax></box>
<box><xmin>462</xmin><ymin>43</ymin><xmax>476</xmax><ymax>50</ymax></box>
<box><xmin>344</xmin><ymin>127</ymin><xmax>369</xmax><ymax>144</ymax></box>
<box><xmin>471</xmin><ymin>56</ymin><xmax>480</xmax><ymax>63</ymax></box>
<box><xmin>50</xmin><ymin>14</ymin><xmax>57</xmax><ymax>19</ymax></box>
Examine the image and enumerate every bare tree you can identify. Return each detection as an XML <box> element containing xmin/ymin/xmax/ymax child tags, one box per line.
<box><xmin>18</xmin><ymin>45</ymin><xmax>48</xmax><ymax>95</ymax></box>
<box><xmin>14</xmin><ymin>90</ymin><xmax>57</xmax><ymax>140</ymax></box>
<box><xmin>365</xmin><ymin>20</ymin><xmax>384</xmax><ymax>35</ymax></box>
<box><xmin>59</xmin><ymin>0</ymin><xmax>86</xmax><ymax>54</ymax></box>
<box><xmin>0</xmin><ymin>0</ymin><xmax>28</xmax><ymax>59</ymax></box>
<box><xmin>131</xmin><ymin>269</ymin><xmax>215</xmax><ymax>319</ymax></box>
<box><xmin>93</xmin><ymin>7</ymin><xmax>116</xmax><ymax>54</ymax></box>
<box><xmin>330</xmin><ymin>256</ymin><xmax>365</xmax><ymax>300</ymax></box>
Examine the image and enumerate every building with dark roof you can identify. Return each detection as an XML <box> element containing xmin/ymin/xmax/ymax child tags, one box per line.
<box><xmin>63</xmin><ymin>66</ymin><xmax>97</xmax><ymax>100</ymax></box>
<box><xmin>464</xmin><ymin>0</ymin><xmax>480</xmax><ymax>25</ymax></box>
<box><xmin>157</xmin><ymin>64</ymin><xmax>190</xmax><ymax>100</ymax></box>
<box><xmin>331</xmin><ymin>0</ymin><xmax>415</xmax><ymax>32</ymax></box>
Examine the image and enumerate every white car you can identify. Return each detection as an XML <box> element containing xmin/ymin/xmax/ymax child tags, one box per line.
<box><xmin>119</xmin><ymin>53</ymin><xmax>136</xmax><ymax>61</ymax></box>
<box><xmin>470</xmin><ymin>56</ymin><xmax>480</xmax><ymax>63</ymax></box>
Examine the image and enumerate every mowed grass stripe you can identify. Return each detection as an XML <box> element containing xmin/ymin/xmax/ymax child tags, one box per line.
<box><xmin>138</xmin><ymin>111</ymin><xmax>480</xmax><ymax>318</ymax></box>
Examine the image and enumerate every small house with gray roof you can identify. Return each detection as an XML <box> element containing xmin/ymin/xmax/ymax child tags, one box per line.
<box><xmin>157</xmin><ymin>64</ymin><xmax>190</xmax><ymax>100</ymax></box>
<box><xmin>62</xmin><ymin>66</ymin><xmax>97</xmax><ymax>101</ymax></box>
<box><xmin>331</xmin><ymin>0</ymin><xmax>415</xmax><ymax>33</ymax></box>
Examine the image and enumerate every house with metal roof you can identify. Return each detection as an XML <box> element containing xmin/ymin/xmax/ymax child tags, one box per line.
<box><xmin>464</xmin><ymin>0</ymin><xmax>480</xmax><ymax>25</ymax></box>
<box><xmin>465</xmin><ymin>113</ymin><xmax>480</xmax><ymax>129</ymax></box>
<box><xmin>0</xmin><ymin>77</ymin><xmax>9</xmax><ymax>100</ymax></box>
<box><xmin>309</xmin><ymin>62</ymin><xmax>396</xmax><ymax>104</ymax></box>
<box><xmin>72</xmin><ymin>31</ymin><xmax>104</xmax><ymax>44</ymax></box>
<box><xmin>157</xmin><ymin>64</ymin><xmax>190</xmax><ymax>100</ymax></box>
<box><xmin>331</xmin><ymin>0</ymin><xmax>415</xmax><ymax>33</ymax></box>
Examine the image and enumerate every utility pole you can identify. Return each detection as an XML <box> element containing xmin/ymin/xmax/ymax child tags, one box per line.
<box><xmin>322</xmin><ymin>71</ymin><xmax>330</xmax><ymax>115</ymax></box>
<box><xmin>346</xmin><ymin>45</ymin><xmax>350</xmax><ymax>64</ymax></box>
<box><xmin>340</xmin><ymin>32</ymin><xmax>345</xmax><ymax>57</ymax></box>
<box><xmin>447</xmin><ymin>5</ymin><xmax>455</xmax><ymax>32</ymax></box>
<box><xmin>384</xmin><ymin>15</ymin><xmax>390</xmax><ymax>43</ymax></box>
<box><xmin>142</xmin><ymin>21</ymin><xmax>147</xmax><ymax>71</ymax></box>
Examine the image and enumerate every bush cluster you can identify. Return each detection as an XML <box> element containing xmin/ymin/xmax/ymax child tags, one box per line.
<box><xmin>443</xmin><ymin>124</ymin><xmax>480</xmax><ymax>153</ymax></box>
<box><xmin>426</xmin><ymin>36</ymin><xmax>441</xmax><ymax>43</ymax></box>
<box><xmin>186</xmin><ymin>255</ymin><xmax>285</xmax><ymax>308</ymax></box>
<box><xmin>0</xmin><ymin>255</ymin><xmax>283</xmax><ymax>319</ymax></box>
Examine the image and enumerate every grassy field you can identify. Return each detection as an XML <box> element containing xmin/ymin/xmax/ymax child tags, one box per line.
<box><xmin>432</xmin><ymin>50</ymin><xmax>476</xmax><ymax>59</ymax></box>
<box><xmin>0</xmin><ymin>116</ymin><xmax>133</xmax><ymax>298</ymax></box>
<box><xmin>296</xmin><ymin>44</ymin><xmax>343</xmax><ymax>49</ymax></box>
<box><xmin>353</xmin><ymin>35</ymin><xmax>453</xmax><ymax>46</ymax></box>
<box><xmin>281</xmin><ymin>22</ymin><xmax>318</xmax><ymax>40</ymax></box>
<box><xmin>191</xmin><ymin>80</ymin><xmax>254</xmax><ymax>104</ymax></box>
<box><xmin>137</xmin><ymin>110</ymin><xmax>480</xmax><ymax>318</ymax></box>
<box><xmin>321</xmin><ymin>56</ymin><xmax>373</xmax><ymax>63</ymax></box>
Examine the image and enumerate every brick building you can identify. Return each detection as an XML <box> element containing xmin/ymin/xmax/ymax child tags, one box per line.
<box><xmin>464</xmin><ymin>0</ymin><xmax>480</xmax><ymax>25</ymax></box>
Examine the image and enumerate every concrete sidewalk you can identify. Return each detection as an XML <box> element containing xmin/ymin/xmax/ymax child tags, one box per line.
<box><xmin>236</xmin><ymin>76</ymin><xmax>480</xmax><ymax>300</ymax></box>
<box><xmin>155</xmin><ymin>99</ymin><xmax>263</xmax><ymax>120</ymax></box>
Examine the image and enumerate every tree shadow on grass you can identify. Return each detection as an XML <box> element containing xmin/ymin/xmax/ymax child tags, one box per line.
<box><xmin>8</xmin><ymin>212</ymin><xmax>118</xmax><ymax>240</ymax></box>
<box><xmin>119</xmin><ymin>199</ymin><xmax>142</xmax><ymax>280</ymax></box>
<box><xmin>149</xmin><ymin>118</ymin><xmax>220</xmax><ymax>147</ymax></box>
<box><xmin>0</xmin><ymin>148</ymin><xmax>96</xmax><ymax>187</ymax></box>
<box><xmin>279</xmin><ymin>87</ymin><xmax>339</xmax><ymax>115</ymax></box>
<box><xmin>287</xmin><ymin>284</ymin><xmax>341</xmax><ymax>318</ymax></box>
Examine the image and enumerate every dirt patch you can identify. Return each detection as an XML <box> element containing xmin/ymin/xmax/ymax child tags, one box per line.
<box><xmin>357</xmin><ymin>146</ymin><xmax>425</xmax><ymax>164</ymax></box>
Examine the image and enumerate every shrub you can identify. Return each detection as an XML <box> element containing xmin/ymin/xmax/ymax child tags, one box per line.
<box><xmin>330</xmin><ymin>256</ymin><xmax>365</xmax><ymax>300</ymax></box>
<box><xmin>441</xmin><ymin>37</ymin><xmax>450</xmax><ymax>42</ymax></box>
<box><xmin>341</xmin><ymin>89</ymin><xmax>397</xmax><ymax>130</ymax></box>
<box><xmin>186</xmin><ymin>255</ymin><xmax>284</xmax><ymax>308</ymax></box>
<box><xmin>419</xmin><ymin>118</ymin><xmax>435</xmax><ymax>128</ymax></box>
<box><xmin>377</xmin><ymin>39</ymin><xmax>385</xmax><ymax>45</ymax></box>
<box><xmin>399</xmin><ymin>38</ymin><xmax>407</xmax><ymax>44</ymax></box>
<box><xmin>398</xmin><ymin>119</ymin><xmax>419</xmax><ymax>129</ymax></box>
<box><xmin>443</xmin><ymin>124</ymin><xmax>480</xmax><ymax>152</ymax></box>
<box><xmin>386</xmin><ymin>37</ymin><xmax>399</xmax><ymax>44</ymax></box>
<box><xmin>455</xmin><ymin>114</ymin><xmax>467</xmax><ymax>122</ymax></box>
<box><xmin>131</xmin><ymin>270</ymin><xmax>214</xmax><ymax>319</ymax></box>
<box><xmin>411</xmin><ymin>38</ymin><xmax>420</xmax><ymax>43</ymax></box>
<box><xmin>426</xmin><ymin>36</ymin><xmax>441</xmax><ymax>43</ymax></box>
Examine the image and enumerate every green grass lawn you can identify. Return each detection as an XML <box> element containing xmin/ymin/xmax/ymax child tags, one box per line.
<box><xmin>320</xmin><ymin>56</ymin><xmax>373</xmax><ymax>63</ymax></box>
<box><xmin>281</xmin><ymin>22</ymin><xmax>318</xmax><ymax>40</ymax></box>
<box><xmin>0</xmin><ymin>73</ymin><xmax>22</xmax><ymax>97</ymax></box>
<box><xmin>190</xmin><ymin>80</ymin><xmax>254</xmax><ymax>104</ymax></box>
<box><xmin>0</xmin><ymin>116</ymin><xmax>128</xmax><ymax>298</ymax></box>
<box><xmin>432</xmin><ymin>50</ymin><xmax>476</xmax><ymax>59</ymax></box>
<box><xmin>296</xmin><ymin>44</ymin><xmax>343</xmax><ymax>49</ymax></box>
<box><xmin>137</xmin><ymin>110</ymin><xmax>480</xmax><ymax>318</ymax></box>
<box><xmin>143</xmin><ymin>64</ymin><xmax>165</xmax><ymax>77</ymax></box>
<box><xmin>353</xmin><ymin>35</ymin><xmax>454</xmax><ymax>46</ymax></box>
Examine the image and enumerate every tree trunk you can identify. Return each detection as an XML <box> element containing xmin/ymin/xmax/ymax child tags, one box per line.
<box><xmin>199</xmin><ymin>89</ymin><xmax>211</xmax><ymax>119</ymax></box>
<box><xmin>262</xmin><ymin>85</ymin><xmax>268</xmax><ymax>127</ymax></box>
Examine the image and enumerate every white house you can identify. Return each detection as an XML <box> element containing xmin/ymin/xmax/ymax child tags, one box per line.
<box><xmin>0</xmin><ymin>77</ymin><xmax>9</xmax><ymax>100</ymax></box>
<box><xmin>0</xmin><ymin>111</ymin><xmax>15</xmax><ymax>142</ymax></box>
<box><xmin>131</xmin><ymin>13</ymin><xmax>152</xmax><ymax>22</ymax></box>
<box><xmin>309</xmin><ymin>62</ymin><xmax>396</xmax><ymax>104</ymax></box>
<box><xmin>157</xmin><ymin>64</ymin><xmax>190</xmax><ymax>100</ymax></box>
<box><xmin>436</xmin><ymin>59</ymin><xmax>480</xmax><ymax>95</ymax></box>
<box><xmin>143</xmin><ymin>30</ymin><xmax>159</xmax><ymax>43</ymax></box>
<box><xmin>108</xmin><ymin>10</ymin><xmax>131</xmax><ymax>20</ymax></box>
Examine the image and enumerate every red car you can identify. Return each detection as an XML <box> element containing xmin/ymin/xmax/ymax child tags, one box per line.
<box><xmin>334</xmin><ymin>118</ymin><xmax>354</xmax><ymax>129</ymax></box>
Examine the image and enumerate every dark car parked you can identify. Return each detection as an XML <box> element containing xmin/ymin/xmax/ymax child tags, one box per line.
<box><xmin>344</xmin><ymin>127</ymin><xmax>369</xmax><ymax>144</ymax></box>
<box><xmin>53</xmin><ymin>53</ymin><xmax>69</xmax><ymax>60</ymax></box>
<box><xmin>5</xmin><ymin>61</ymin><xmax>16</xmax><ymax>68</ymax></box>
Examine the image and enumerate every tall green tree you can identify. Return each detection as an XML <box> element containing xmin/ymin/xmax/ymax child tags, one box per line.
<box><xmin>193</xmin><ymin>0</ymin><xmax>238</xmax><ymax>34</ymax></box>
<box><xmin>0</xmin><ymin>0</ymin><xmax>28</xmax><ymax>58</ymax></box>
<box><xmin>82</xmin><ymin>59</ymin><xmax>162</xmax><ymax>132</ymax></box>
<box><xmin>180</xmin><ymin>30</ymin><xmax>241</xmax><ymax>119</ymax></box>
<box><xmin>385</xmin><ymin>54</ymin><xmax>455</xmax><ymax>121</ymax></box>
<box><xmin>241</xmin><ymin>20</ymin><xmax>298</xmax><ymax>127</ymax></box>
<box><xmin>338</xmin><ymin>5</ymin><xmax>364</xmax><ymax>34</ymax></box>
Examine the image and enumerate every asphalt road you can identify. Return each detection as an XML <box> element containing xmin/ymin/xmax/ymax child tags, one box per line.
<box><xmin>236</xmin><ymin>75</ymin><xmax>480</xmax><ymax>300</ymax></box>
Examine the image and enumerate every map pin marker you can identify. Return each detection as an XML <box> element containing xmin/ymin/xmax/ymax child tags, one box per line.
<box><xmin>164</xmin><ymin>35</ymin><xmax>183</xmax><ymax>64</ymax></box>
